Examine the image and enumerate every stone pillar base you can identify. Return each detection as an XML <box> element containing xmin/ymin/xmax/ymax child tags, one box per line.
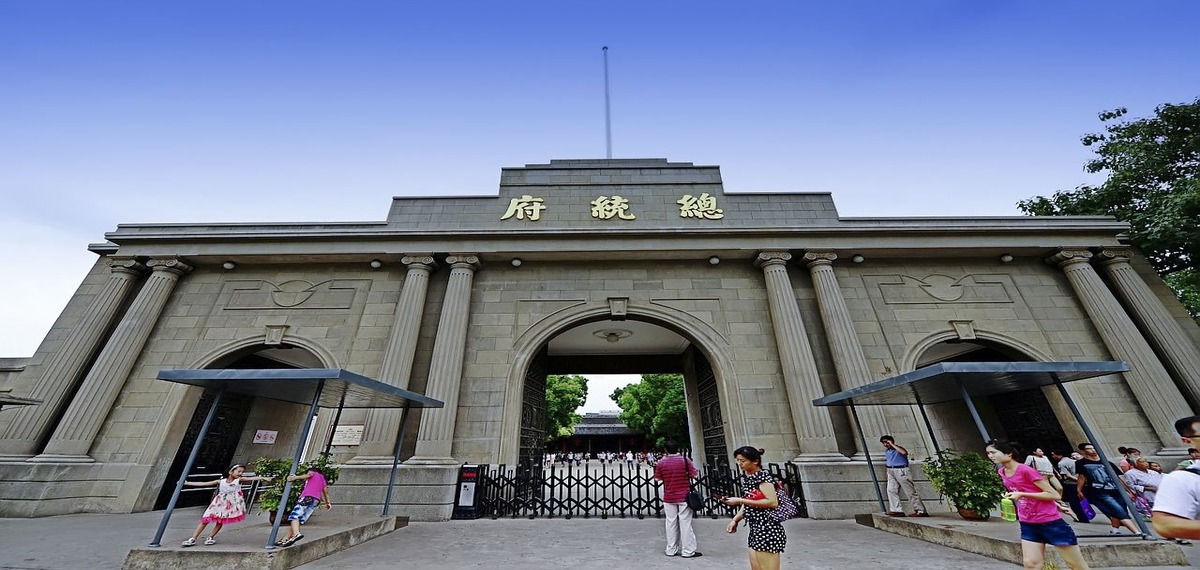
<box><xmin>850</xmin><ymin>452</ymin><xmax>886</xmax><ymax>463</ymax></box>
<box><xmin>26</xmin><ymin>453</ymin><xmax>94</xmax><ymax>463</ymax></box>
<box><xmin>791</xmin><ymin>453</ymin><xmax>851</xmax><ymax>463</ymax></box>
<box><xmin>403</xmin><ymin>456</ymin><xmax>460</xmax><ymax>466</ymax></box>
<box><xmin>1156</xmin><ymin>446</ymin><xmax>1191</xmax><ymax>458</ymax></box>
<box><xmin>345</xmin><ymin>455</ymin><xmax>402</xmax><ymax>466</ymax></box>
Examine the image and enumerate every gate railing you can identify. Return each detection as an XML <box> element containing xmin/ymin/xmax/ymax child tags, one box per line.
<box><xmin>476</xmin><ymin>460</ymin><xmax>806</xmax><ymax>519</ymax></box>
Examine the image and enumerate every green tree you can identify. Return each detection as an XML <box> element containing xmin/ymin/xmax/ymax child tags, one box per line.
<box><xmin>611</xmin><ymin>373</ymin><xmax>689</xmax><ymax>448</ymax></box>
<box><xmin>545</xmin><ymin>374</ymin><xmax>588</xmax><ymax>441</ymax></box>
<box><xmin>1018</xmin><ymin>99</ymin><xmax>1200</xmax><ymax>318</ymax></box>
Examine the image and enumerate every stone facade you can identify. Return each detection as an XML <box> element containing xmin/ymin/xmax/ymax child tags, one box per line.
<box><xmin>1</xmin><ymin>158</ymin><xmax>1198</xmax><ymax>520</ymax></box>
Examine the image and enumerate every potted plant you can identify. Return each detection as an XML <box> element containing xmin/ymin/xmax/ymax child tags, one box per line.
<box><xmin>922</xmin><ymin>449</ymin><xmax>1006</xmax><ymax>521</ymax></box>
<box><xmin>251</xmin><ymin>453</ymin><xmax>342</xmax><ymax>523</ymax></box>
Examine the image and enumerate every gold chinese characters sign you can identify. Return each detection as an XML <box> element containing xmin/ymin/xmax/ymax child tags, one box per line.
<box><xmin>500</xmin><ymin>194</ymin><xmax>723</xmax><ymax>221</ymax></box>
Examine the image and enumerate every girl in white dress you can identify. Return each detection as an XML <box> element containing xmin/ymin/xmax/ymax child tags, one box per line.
<box><xmin>181</xmin><ymin>464</ymin><xmax>273</xmax><ymax>546</ymax></box>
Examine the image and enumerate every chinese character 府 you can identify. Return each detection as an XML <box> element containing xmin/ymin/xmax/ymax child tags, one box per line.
<box><xmin>501</xmin><ymin>195</ymin><xmax>547</xmax><ymax>221</ymax></box>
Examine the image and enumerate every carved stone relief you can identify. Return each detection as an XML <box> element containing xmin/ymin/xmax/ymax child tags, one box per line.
<box><xmin>866</xmin><ymin>274</ymin><xmax>1014</xmax><ymax>304</ymax></box>
<box><xmin>220</xmin><ymin>279</ymin><xmax>371</xmax><ymax>310</ymax></box>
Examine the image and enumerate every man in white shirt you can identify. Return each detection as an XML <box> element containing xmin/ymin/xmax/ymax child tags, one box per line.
<box><xmin>1152</xmin><ymin>416</ymin><xmax>1200</xmax><ymax>539</ymax></box>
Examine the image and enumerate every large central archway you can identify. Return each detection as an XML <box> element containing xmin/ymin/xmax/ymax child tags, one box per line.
<box><xmin>499</xmin><ymin>302</ymin><xmax>743</xmax><ymax>467</ymax></box>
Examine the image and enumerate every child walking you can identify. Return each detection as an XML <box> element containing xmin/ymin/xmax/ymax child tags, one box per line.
<box><xmin>181</xmin><ymin>464</ymin><xmax>273</xmax><ymax>546</ymax></box>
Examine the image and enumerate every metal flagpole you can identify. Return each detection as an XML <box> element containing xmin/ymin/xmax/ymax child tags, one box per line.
<box><xmin>603</xmin><ymin>46</ymin><xmax>612</xmax><ymax>159</ymax></box>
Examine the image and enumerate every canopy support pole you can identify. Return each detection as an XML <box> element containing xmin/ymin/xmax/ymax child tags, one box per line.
<box><xmin>149</xmin><ymin>390</ymin><xmax>224</xmax><ymax>547</ymax></box>
<box><xmin>913</xmin><ymin>391</ymin><xmax>942</xmax><ymax>456</ymax></box>
<box><xmin>266</xmin><ymin>379</ymin><xmax>325</xmax><ymax>549</ymax></box>
<box><xmin>382</xmin><ymin>405</ymin><xmax>413</xmax><ymax>517</ymax></box>
<box><xmin>1053</xmin><ymin>376</ymin><xmax>1155</xmax><ymax>539</ymax></box>
<box><xmin>957</xmin><ymin>378</ymin><xmax>991</xmax><ymax>442</ymax></box>
<box><xmin>322</xmin><ymin>390</ymin><xmax>348</xmax><ymax>457</ymax></box>
<box><xmin>850</xmin><ymin>402</ymin><xmax>887</xmax><ymax>513</ymax></box>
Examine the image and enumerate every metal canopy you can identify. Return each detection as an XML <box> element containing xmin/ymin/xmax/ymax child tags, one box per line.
<box><xmin>156</xmin><ymin>368</ymin><xmax>443</xmax><ymax>409</ymax></box>
<box><xmin>812</xmin><ymin>361</ymin><xmax>1130</xmax><ymax>407</ymax></box>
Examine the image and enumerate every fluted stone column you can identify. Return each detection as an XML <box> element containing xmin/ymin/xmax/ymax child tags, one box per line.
<box><xmin>804</xmin><ymin>251</ymin><xmax>890</xmax><ymax>460</ymax></box>
<box><xmin>30</xmin><ymin>258</ymin><xmax>193</xmax><ymax>463</ymax></box>
<box><xmin>1097</xmin><ymin>248</ymin><xmax>1200</xmax><ymax>406</ymax></box>
<box><xmin>0</xmin><ymin>258</ymin><xmax>146</xmax><ymax>458</ymax></box>
<box><xmin>1050</xmin><ymin>250</ymin><xmax>1191</xmax><ymax>451</ymax></box>
<box><xmin>350</xmin><ymin>255</ymin><xmax>437</xmax><ymax>464</ymax></box>
<box><xmin>756</xmin><ymin>251</ymin><xmax>847</xmax><ymax>461</ymax></box>
<box><xmin>406</xmin><ymin>254</ymin><xmax>480</xmax><ymax>465</ymax></box>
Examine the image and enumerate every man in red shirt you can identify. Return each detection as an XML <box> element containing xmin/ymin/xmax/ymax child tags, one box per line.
<box><xmin>653</xmin><ymin>440</ymin><xmax>701</xmax><ymax>558</ymax></box>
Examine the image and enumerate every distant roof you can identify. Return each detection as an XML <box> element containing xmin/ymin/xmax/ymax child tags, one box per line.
<box><xmin>813</xmin><ymin>361</ymin><xmax>1129</xmax><ymax>407</ymax></box>
<box><xmin>156</xmin><ymin>368</ymin><xmax>444</xmax><ymax>409</ymax></box>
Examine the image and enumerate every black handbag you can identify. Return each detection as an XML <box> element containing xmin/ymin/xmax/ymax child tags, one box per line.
<box><xmin>686</xmin><ymin>487</ymin><xmax>704</xmax><ymax>512</ymax></box>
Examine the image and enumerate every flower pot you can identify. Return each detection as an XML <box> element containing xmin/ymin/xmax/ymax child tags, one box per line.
<box><xmin>956</xmin><ymin>507</ymin><xmax>990</xmax><ymax>521</ymax></box>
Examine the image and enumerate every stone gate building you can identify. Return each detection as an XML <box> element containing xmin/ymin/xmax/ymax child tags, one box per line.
<box><xmin>2</xmin><ymin>158</ymin><xmax>1199</xmax><ymax>519</ymax></box>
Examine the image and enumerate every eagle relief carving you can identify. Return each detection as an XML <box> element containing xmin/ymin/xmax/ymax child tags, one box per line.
<box><xmin>872</xmin><ymin>274</ymin><xmax>1013</xmax><ymax>304</ymax></box>
<box><xmin>221</xmin><ymin>279</ymin><xmax>365</xmax><ymax>310</ymax></box>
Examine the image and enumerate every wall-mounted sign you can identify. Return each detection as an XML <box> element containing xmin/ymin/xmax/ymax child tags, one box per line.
<box><xmin>252</xmin><ymin>430</ymin><xmax>278</xmax><ymax>444</ymax></box>
<box><xmin>331</xmin><ymin>424</ymin><xmax>365</xmax><ymax>446</ymax></box>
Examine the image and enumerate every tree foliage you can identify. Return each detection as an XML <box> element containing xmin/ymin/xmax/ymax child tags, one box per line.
<box><xmin>545</xmin><ymin>374</ymin><xmax>588</xmax><ymax>441</ymax></box>
<box><xmin>1018</xmin><ymin>99</ymin><xmax>1200</xmax><ymax>318</ymax></box>
<box><xmin>611</xmin><ymin>373</ymin><xmax>688</xmax><ymax>448</ymax></box>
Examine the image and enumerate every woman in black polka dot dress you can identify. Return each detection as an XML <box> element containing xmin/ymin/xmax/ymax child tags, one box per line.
<box><xmin>721</xmin><ymin>446</ymin><xmax>786</xmax><ymax>569</ymax></box>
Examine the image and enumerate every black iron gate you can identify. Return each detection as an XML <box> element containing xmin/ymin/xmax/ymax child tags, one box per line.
<box><xmin>476</xmin><ymin>460</ymin><xmax>806</xmax><ymax>520</ymax></box>
<box><xmin>692</xmin><ymin>349</ymin><xmax>729</xmax><ymax>469</ymax></box>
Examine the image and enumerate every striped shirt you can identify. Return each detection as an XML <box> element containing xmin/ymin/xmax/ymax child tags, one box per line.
<box><xmin>654</xmin><ymin>454</ymin><xmax>697</xmax><ymax>503</ymax></box>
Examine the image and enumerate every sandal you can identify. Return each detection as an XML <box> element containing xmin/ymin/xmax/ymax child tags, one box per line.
<box><xmin>181</xmin><ymin>538</ymin><xmax>196</xmax><ymax>547</ymax></box>
<box><xmin>204</xmin><ymin>537</ymin><xmax>216</xmax><ymax>545</ymax></box>
<box><xmin>279</xmin><ymin>533</ymin><xmax>303</xmax><ymax>547</ymax></box>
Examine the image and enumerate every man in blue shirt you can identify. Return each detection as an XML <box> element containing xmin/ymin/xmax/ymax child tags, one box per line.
<box><xmin>881</xmin><ymin>435</ymin><xmax>928</xmax><ymax>517</ymax></box>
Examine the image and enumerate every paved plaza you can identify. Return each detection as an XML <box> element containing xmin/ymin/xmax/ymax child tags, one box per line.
<box><xmin>1</xmin><ymin>506</ymin><xmax>1197</xmax><ymax>569</ymax></box>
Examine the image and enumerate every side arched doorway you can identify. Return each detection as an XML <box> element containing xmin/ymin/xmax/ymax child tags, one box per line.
<box><xmin>153</xmin><ymin>343</ymin><xmax>325</xmax><ymax>509</ymax></box>
<box><xmin>917</xmin><ymin>339</ymin><xmax>1073</xmax><ymax>456</ymax></box>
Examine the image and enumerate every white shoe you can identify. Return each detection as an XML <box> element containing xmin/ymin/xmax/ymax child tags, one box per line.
<box><xmin>1108</xmin><ymin>529</ymin><xmax>1121</xmax><ymax>535</ymax></box>
<box><xmin>181</xmin><ymin>537</ymin><xmax>196</xmax><ymax>547</ymax></box>
<box><xmin>204</xmin><ymin>536</ymin><xmax>216</xmax><ymax>545</ymax></box>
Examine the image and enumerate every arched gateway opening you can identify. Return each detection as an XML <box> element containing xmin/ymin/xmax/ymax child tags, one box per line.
<box><xmin>516</xmin><ymin>317</ymin><xmax>731</xmax><ymax>469</ymax></box>
<box><xmin>153</xmin><ymin>343</ymin><xmax>325</xmax><ymax>509</ymax></box>
<box><xmin>470</xmin><ymin>312</ymin><xmax>782</xmax><ymax>520</ymax></box>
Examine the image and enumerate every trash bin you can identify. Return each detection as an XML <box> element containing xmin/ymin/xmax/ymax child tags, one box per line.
<box><xmin>451</xmin><ymin>464</ymin><xmax>482</xmax><ymax>519</ymax></box>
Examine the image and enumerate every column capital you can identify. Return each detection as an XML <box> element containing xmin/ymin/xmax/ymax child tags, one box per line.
<box><xmin>444</xmin><ymin>254</ymin><xmax>480</xmax><ymax>269</ymax></box>
<box><xmin>1046</xmin><ymin>249</ymin><xmax>1093</xmax><ymax>268</ymax></box>
<box><xmin>754</xmin><ymin>251</ymin><xmax>792</xmax><ymax>268</ymax></box>
<box><xmin>802</xmin><ymin>251</ymin><xmax>838</xmax><ymax>268</ymax></box>
<box><xmin>1096</xmin><ymin>248</ymin><xmax>1135</xmax><ymax>266</ymax></box>
<box><xmin>400</xmin><ymin>254</ymin><xmax>438</xmax><ymax>270</ymax></box>
<box><xmin>107</xmin><ymin>257</ymin><xmax>147</xmax><ymax>276</ymax></box>
<box><xmin>145</xmin><ymin>257</ymin><xmax>194</xmax><ymax>276</ymax></box>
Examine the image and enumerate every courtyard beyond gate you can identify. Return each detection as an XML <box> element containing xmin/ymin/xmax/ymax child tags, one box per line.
<box><xmin>472</xmin><ymin>461</ymin><xmax>806</xmax><ymax>520</ymax></box>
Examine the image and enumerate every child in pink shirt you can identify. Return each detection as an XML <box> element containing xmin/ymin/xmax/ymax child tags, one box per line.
<box><xmin>987</xmin><ymin>440</ymin><xmax>1088</xmax><ymax>570</ymax></box>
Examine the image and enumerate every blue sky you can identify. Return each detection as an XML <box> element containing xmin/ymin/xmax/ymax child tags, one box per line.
<box><xmin>2</xmin><ymin>1</ymin><xmax>1198</xmax><ymax>371</ymax></box>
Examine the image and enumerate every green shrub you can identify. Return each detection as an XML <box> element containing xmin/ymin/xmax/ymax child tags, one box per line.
<box><xmin>922</xmin><ymin>449</ymin><xmax>1006</xmax><ymax>517</ymax></box>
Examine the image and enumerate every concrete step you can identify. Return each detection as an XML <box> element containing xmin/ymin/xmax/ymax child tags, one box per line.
<box><xmin>858</xmin><ymin>512</ymin><xmax>1187</xmax><ymax>568</ymax></box>
<box><xmin>123</xmin><ymin>515</ymin><xmax>408</xmax><ymax>570</ymax></box>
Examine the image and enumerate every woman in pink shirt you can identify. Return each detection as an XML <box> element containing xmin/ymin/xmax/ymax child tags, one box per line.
<box><xmin>987</xmin><ymin>440</ymin><xmax>1088</xmax><ymax>570</ymax></box>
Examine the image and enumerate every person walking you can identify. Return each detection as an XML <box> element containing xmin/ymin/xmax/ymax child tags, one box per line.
<box><xmin>180</xmin><ymin>464</ymin><xmax>273</xmax><ymax>546</ymax></box>
<box><xmin>653</xmin><ymin>440</ymin><xmax>700</xmax><ymax>558</ymax></box>
<box><xmin>880</xmin><ymin>435</ymin><xmax>928</xmax><ymax>517</ymax></box>
<box><xmin>987</xmin><ymin>441</ymin><xmax>1088</xmax><ymax>570</ymax></box>
<box><xmin>722</xmin><ymin>446</ymin><xmax>786</xmax><ymax>570</ymax></box>
<box><xmin>1075</xmin><ymin>442</ymin><xmax>1143</xmax><ymax>537</ymax></box>
<box><xmin>275</xmin><ymin>466</ymin><xmax>332</xmax><ymax>547</ymax></box>
<box><xmin>1052</xmin><ymin>450</ymin><xmax>1089</xmax><ymax>522</ymax></box>
<box><xmin>1153</xmin><ymin>415</ymin><xmax>1200</xmax><ymax>539</ymax></box>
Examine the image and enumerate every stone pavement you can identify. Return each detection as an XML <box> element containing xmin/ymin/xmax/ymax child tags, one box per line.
<box><xmin>0</xmin><ymin>507</ymin><xmax>1197</xmax><ymax>569</ymax></box>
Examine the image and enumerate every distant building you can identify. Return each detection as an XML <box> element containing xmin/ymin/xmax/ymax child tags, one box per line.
<box><xmin>548</xmin><ymin>412</ymin><xmax>650</xmax><ymax>455</ymax></box>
